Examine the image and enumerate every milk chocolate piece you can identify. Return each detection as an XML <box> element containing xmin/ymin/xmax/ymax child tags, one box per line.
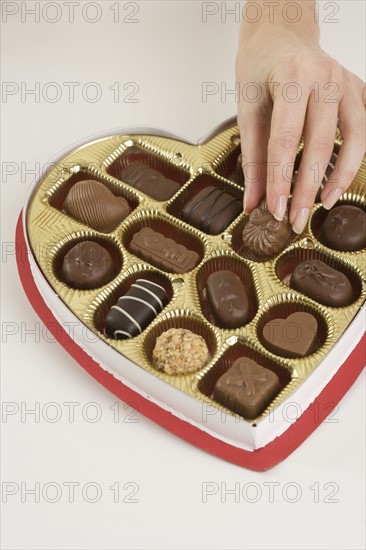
<box><xmin>62</xmin><ymin>241</ymin><xmax>114</xmax><ymax>289</ymax></box>
<box><xmin>213</xmin><ymin>357</ymin><xmax>280</xmax><ymax>420</ymax></box>
<box><xmin>120</xmin><ymin>162</ymin><xmax>181</xmax><ymax>201</ymax></box>
<box><xmin>262</xmin><ymin>312</ymin><xmax>318</xmax><ymax>358</ymax></box>
<box><xmin>130</xmin><ymin>227</ymin><xmax>199</xmax><ymax>273</ymax></box>
<box><xmin>206</xmin><ymin>270</ymin><xmax>250</xmax><ymax>328</ymax></box>
<box><xmin>242</xmin><ymin>202</ymin><xmax>293</xmax><ymax>258</ymax></box>
<box><xmin>64</xmin><ymin>180</ymin><xmax>131</xmax><ymax>232</ymax></box>
<box><xmin>321</xmin><ymin>205</ymin><xmax>366</xmax><ymax>252</ymax></box>
<box><xmin>104</xmin><ymin>278</ymin><xmax>168</xmax><ymax>339</ymax></box>
<box><xmin>182</xmin><ymin>186</ymin><xmax>242</xmax><ymax>235</ymax></box>
<box><xmin>290</xmin><ymin>259</ymin><xmax>353</xmax><ymax>307</ymax></box>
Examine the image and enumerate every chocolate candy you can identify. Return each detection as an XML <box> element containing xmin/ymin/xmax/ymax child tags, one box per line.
<box><xmin>213</xmin><ymin>357</ymin><xmax>280</xmax><ymax>420</ymax></box>
<box><xmin>182</xmin><ymin>186</ymin><xmax>242</xmax><ymax>235</ymax></box>
<box><xmin>290</xmin><ymin>259</ymin><xmax>353</xmax><ymax>307</ymax></box>
<box><xmin>262</xmin><ymin>312</ymin><xmax>318</xmax><ymax>358</ymax></box>
<box><xmin>321</xmin><ymin>205</ymin><xmax>366</xmax><ymax>252</ymax></box>
<box><xmin>120</xmin><ymin>161</ymin><xmax>181</xmax><ymax>201</ymax></box>
<box><xmin>206</xmin><ymin>270</ymin><xmax>250</xmax><ymax>328</ymax></box>
<box><xmin>130</xmin><ymin>227</ymin><xmax>199</xmax><ymax>273</ymax></box>
<box><xmin>242</xmin><ymin>202</ymin><xmax>293</xmax><ymax>258</ymax></box>
<box><xmin>104</xmin><ymin>278</ymin><xmax>168</xmax><ymax>339</ymax></box>
<box><xmin>152</xmin><ymin>328</ymin><xmax>210</xmax><ymax>375</ymax></box>
<box><xmin>62</xmin><ymin>241</ymin><xmax>114</xmax><ymax>289</ymax></box>
<box><xmin>64</xmin><ymin>180</ymin><xmax>131</xmax><ymax>232</ymax></box>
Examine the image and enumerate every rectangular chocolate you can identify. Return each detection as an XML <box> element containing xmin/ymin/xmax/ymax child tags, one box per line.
<box><xmin>120</xmin><ymin>161</ymin><xmax>181</xmax><ymax>201</ymax></box>
<box><xmin>182</xmin><ymin>185</ymin><xmax>242</xmax><ymax>235</ymax></box>
<box><xmin>130</xmin><ymin>227</ymin><xmax>199</xmax><ymax>273</ymax></box>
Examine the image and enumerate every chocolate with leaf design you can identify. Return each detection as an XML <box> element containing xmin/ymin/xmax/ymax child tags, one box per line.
<box><xmin>213</xmin><ymin>357</ymin><xmax>281</xmax><ymax>419</ymax></box>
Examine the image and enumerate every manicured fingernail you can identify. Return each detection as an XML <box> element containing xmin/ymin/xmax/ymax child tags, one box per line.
<box><xmin>322</xmin><ymin>187</ymin><xmax>343</xmax><ymax>210</ymax></box>
<box><xmin>292</xmin><ymin>208</ymin><xmax>310</xmax><ymax>234</ymax></box>
<box><xmin>273</xmin><ymin>195</ymin><xmax>287</xmax><ymax>221</ymax></box>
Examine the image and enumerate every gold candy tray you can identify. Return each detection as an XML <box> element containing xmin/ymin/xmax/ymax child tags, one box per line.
<box><xmin>19</xmin><ymin>117</ymin><xmax>366</xmax><ymax>467</ymax></box>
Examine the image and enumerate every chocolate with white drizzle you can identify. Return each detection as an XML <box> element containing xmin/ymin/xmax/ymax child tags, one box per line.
<box><xmin>182</xmin><ymin>185</ymin><xmax>242</xmax><ymax>235</ymax></box>
<box><xmin>104</xmin><ymin>278</ymin><xmax>169</xmax><ymax>339</ymax></box>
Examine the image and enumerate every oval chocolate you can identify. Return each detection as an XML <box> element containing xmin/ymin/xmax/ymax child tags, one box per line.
<box><xmin>206</xmin><ymin>270</ymin><xmax>250</xmax><ymax>328</ymax></box>
<box><xmin>290</xmin><ymin>259</ymin><xmax>353</xmax><ymax>307</ymax></box>
<box><xmin>64</xmin><ymin>180</ymin><xmax>131</xmax><ymax>232</ymax></box>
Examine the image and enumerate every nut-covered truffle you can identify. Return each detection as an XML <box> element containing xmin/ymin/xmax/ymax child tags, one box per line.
<box><xmin>152</xmin><ymin>328</ymin><xmax>210</xmax><ymax>375</ymax></box>
<box><xmin>242</xmin><ymin>201</ymin><xmax>293</xmax><ymax>258</ymax></box>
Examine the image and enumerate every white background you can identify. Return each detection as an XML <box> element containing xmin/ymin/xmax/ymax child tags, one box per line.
<box><xmin>1</xmin><ymin>1</ymin><xmax>365</xmax><ymax>549</ymax></box>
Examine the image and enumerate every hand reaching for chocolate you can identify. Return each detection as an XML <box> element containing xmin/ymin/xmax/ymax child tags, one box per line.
<box><xmin>236</xmin><ymin>0</ymin><xmax>366</xmax><ymax>234</ymax></box>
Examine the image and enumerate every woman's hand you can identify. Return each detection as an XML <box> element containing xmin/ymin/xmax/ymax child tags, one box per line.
<box><xmin>236</xmin><ymin>1</ymin><xmax>366</xmax><ymax>234</ymax></box>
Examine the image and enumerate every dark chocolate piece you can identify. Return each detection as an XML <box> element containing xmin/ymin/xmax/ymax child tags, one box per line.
<box><xmin>242</xmin><ymin>201</ymin><xmax>293</xmax><ymax>258</ymax></box>
<box><xmin>262</xmin><ymin>312</ymin><xmax>318</xmax><ymax>358</ymax></box>
<box><xmin>130</xmin><ymin>227</ymin><xmax>199</xmax><ymax>273</ymax></box>
<box><xmin>182</xmin><ymin>186</ymin><xmax>242</xmax><ymax>235</ymax></box>
<box><xmin>206</xmin><ymin>270</ymin><xmax>250</xmax><ymax>328</ymax></box>
<box><xmin>120</xmin><ymin>161</ymin><xmax>180</xmax><ymax>201</ymax></box>
<box><xmin>290</xmin><ymin>259</ymin><xmax>353</xmax><ymax>307</ymax></box>
<box><xmin>104</xmin><ymin>278</ymin><xmax>168</xmax><ymax>339</ymax></box>
<box><xmin>321</xmin><ymin>205</ymin><xmax>366</xmax><ymax>252</ymax></box>
<box><xmin>64</xmin><ymin>180</ymin><xmax>131</xmax><ymax>232</ymax></box>
<box><xmin>213</xmin><ymin>357</ymin><xmax>280</xmax><ymax>420</ymax></box>
<box><xmin>62</xmin><ymin>241</ymin><xmax>114</xmax><ymax>289</ymax></box>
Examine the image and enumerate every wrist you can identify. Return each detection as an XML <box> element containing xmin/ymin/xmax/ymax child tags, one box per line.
<box><xmin>241</xmin><ymin>1</ymin><xmax>320</xmax><ymax>43</ymax></box>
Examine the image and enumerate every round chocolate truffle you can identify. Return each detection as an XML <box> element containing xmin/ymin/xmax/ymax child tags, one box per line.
<box><xmin>62</xmin><ymin>241</ymin><xmax>114</xmax><ymax>289</ymax></box>
<box><xmin>152</xmin><ymin>328</ymin><xmax>210</xmax><ymax>375</ymax></box>
<box><xmin>321</xmin><ymin>205</ymin><xmax>366</xmax><ymax>252</ymax></box>
<box><xmin>242</xmin><ymin>201</ymin><xmax>293</xmax><ymax>258</ymax></box>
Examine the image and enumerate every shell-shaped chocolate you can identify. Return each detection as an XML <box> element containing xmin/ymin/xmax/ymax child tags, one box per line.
<box><xmin>242</xmin><ymin>202</ymin><xmax>292</xmax><ymax>258</ymax></box>
<box><xmin>63</xmin><ymin>180</ymin><xmax>131</xmax><ymax>232</ymax></box>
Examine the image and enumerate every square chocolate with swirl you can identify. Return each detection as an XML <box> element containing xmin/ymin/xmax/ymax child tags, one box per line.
<box><xmin>213</xmin><ymin>357</ymin><xmax>281</xmax><ymax>419</ymax></box>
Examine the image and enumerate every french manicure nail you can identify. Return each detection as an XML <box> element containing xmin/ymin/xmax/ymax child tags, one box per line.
<box><xmin>322</xmin><ymin>187</ymin><xmax>343</xmax><ymax>210</ymax></box>
<box><xmin>292</xmin><ymin>208</ymin><xmax>310</xmax><ymax>234</ymax></box>
<box><xmin>273</xmin><ymin>195</ymin><xmax>287</xmax><ymax>221</ymax></box>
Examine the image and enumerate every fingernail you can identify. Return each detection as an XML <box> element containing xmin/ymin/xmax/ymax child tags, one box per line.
<box><xmin>322</xmin><ymin>187</ymin><xmax>343</xmax><ymax>210</ymax></box>
<box><xmin>273</xmin><ymin>195</ymin><xmax>287</xmax><ymax>221</ymax></box>
<box><xmin>292</xmin><ymin>208</ymin><xmax>310</xmax><ymax>234</ymax></box>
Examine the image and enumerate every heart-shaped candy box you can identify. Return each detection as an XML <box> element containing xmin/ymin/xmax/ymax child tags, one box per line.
<box><xmin>17</xmin><ymin>117</ymin><xmax>366</xmax><ymax>470</ymax></box>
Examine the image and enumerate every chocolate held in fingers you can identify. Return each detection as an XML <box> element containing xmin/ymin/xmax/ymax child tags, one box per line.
<box><xmin>104</xmin><ymin>278</ymin><xmax>169</xmax><ymax>339</ymax></box>
<box><xmin>242</xmin><ymin>201</ymin><xmax>293</xmax><ymax>259</ymax></box>
<box><xmin>206</xmin><ymin>270</ymin><xmax>250</xmax><ymax>328</ymax></box>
